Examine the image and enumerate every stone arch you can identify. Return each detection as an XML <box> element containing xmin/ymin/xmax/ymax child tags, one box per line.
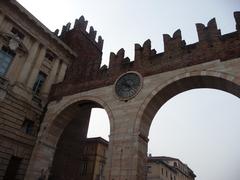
<box><xmin>25</xmin><ymin>95</ymin><xmax>113</xmax><ymax>180</ymax></box>
<box><xmin>39</xmin><ymin>95</ymin><xmax>114</xmax><ymax>140</ymax></box>
<box><xmin>134</xmin><ymin>70</ymin><xmax>240</xmax><ymax>138</ymax></box>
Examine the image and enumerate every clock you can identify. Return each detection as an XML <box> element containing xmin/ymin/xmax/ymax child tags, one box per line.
<box><xmin>114</xmin><ymin>72</ymin><xmax>142</xmax><ymax>100</ymax></box>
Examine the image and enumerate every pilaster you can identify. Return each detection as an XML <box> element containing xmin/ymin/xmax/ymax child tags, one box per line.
<box><xmin>55</xmin><ymin>62</ymin><xmax>67</xmax><ymax>83</ymax></box>
<box><xmin>26</xmin><ymin>46</ymin><xmax>46</xmax><ymax>90</ymax></box>
<box><xmin>41</xmin><ymin>58</ymin><xmax>60</xmax><ymax>97</ymax></box>
<box><xmin>17</xmin><ymin>41</ymin><xmax>39</xmax><ymax>85</ymax></box>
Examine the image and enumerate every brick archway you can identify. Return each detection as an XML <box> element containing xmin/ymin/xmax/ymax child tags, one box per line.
<box><xmin>24</xmin><ymin>11</ymin><xmax>240</xmax><ymax>179</ymax></box>
<box><xmin>133</xmin><ymin>72</ymin><xmax>240</xmax><ymax>178</ymax></box>
<box><xmin>135</xmin><ymin>71</ymin><xmax>240</xmax><ymax>136</ymax></box>
<box><xmin>25</xmin><ymin>96</ymin><xmax>113</xmax><ymax>180</ymax></box>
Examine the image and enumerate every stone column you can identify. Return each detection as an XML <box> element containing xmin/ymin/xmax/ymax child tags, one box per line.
<box><xmin>55</xmin><ymin>62</ymin><xmax>67</xmax><ymax>83</ymax></box>
<box><xmin>17</xmin><ymin>41</ymin><xmax>39</xmax><ymax>85</ymax></box>
<box><xmin>26</xmin><ymin>46</ymin><xmax>46</xmax><ymax>89</ymax></box>
<box><xmin>106</xmin><ymin>132</ymin><xmax>147</xmax><ymax>180</ymax></box>
<box><xmin>41</xmin><ymin>58</ymin><xmax>60</xmax><ymax>96</ymax></box>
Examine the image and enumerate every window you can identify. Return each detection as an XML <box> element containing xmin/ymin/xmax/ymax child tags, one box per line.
<box><xmin>32</xmin><ymin>71</ymin><xmax>47</xmax><ymax>95</ymax></box>
<box><xmin>21</xmin><ymin>118</ymin><xmax>34</xmax><ymax>135</ymax></box>
<box><xmin>79</xmin><ymin>161</ymin><xmax>87</xmax><ymax>176</ymax></box>
<box><xmin>0</xmin><ymin>46</ymin><xmax>15</xmax><ymax>76</ymax></box>
<box><xmin>11</xmin><ymin>27</ymin><xmax>25</xmax><ymax>40</ymax></box>
<box><xmin>45</xmin><ymin>51</ymin><xmax>54</xmax><ymax>62</ymax></box>
<box><xmin>4</xmin><ymin>156</ymin><xmax>22</xmax><ymax>180</ymax></box>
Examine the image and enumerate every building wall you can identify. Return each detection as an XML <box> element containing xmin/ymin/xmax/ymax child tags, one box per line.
<box><xmin>0</xmin><ymin>1</ymin><xmax>74</xmax><ymax>179</ymax></box>
<box><xmin>27</xmin><ymin>56</ymin><xmax>240</xmax><ymax>180</ymax></box>
<box><xmin>94</xmin><ymin>141</ymin><xmax>108</xmax><ymax>180</ymax></box>
<box><xmin>147</xmin><ymin>157</ymin><xmax>195</xmax><ymax>180</ymax></box>
<box><xmin>49</xmin><ymin>137</ymin><xmax>108</xmax><ymax>180</ymax></box>
<box><xmin>147</xmin><ymin>161</ymin><xmax>177</xmax><ymax>180</ymax></box>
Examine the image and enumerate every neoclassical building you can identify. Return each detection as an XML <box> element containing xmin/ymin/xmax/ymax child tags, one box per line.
<box><xmin>0</xmin><ymin>1</ymin><xmax>239</xmax><ymax>180</ymax></box>
<box><xmin>147</xmin><ymin>156</ymin><xmax>196</xmax><ymax>180</ymax></box>
<box><xmin>0</xmin><ymin>1</ymin><xmax>76</xmax><ymax>179</ymax></box>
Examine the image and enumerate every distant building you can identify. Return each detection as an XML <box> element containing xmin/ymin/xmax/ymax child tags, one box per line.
<box><xmin>147</xmin><ymin>156</ymin><xmax>196</xmax><ymax>180</ymax></box>
<box><xmin>49</xmin><ymin>137</ymin><xmax>108</xmax><ymax>180</ymax></box>
<box><xmin>48</xmin><ymin>136</ymin><xmax>197</xmax><ymax>180</ymax></box>
<box><xmin>48</xmin><ymin>136</ymin><xmax>196</xmax><ymax>180</ymax></box>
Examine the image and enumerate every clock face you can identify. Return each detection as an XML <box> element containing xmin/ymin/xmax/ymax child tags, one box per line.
<box><xmin>115</xmin><ymin>72</ymin><xmax>142</xmax><ymax>100</ymax></box>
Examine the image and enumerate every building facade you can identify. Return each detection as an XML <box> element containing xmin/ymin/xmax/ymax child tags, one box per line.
<box><xmin>49</xmin><ymin>137</ymin><xmax>108</xmax><ymax>180</ymax></box>
<box><xmin>0</xmin><ymin>1</ymin><xmax>75</xmax><ymax>179</ymax></box>
<box><xmin>0</xmin><ymin>0</ymin><xmax>105</xmax><ymax>179</ymax></box>
<box><xmin>147</xmin><ymin>156</ymin><xmax>196</xmax><ymax>180</ymax></box>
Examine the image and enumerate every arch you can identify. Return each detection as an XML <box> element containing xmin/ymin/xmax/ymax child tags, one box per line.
<box><xmin>135</xmin><ymin>70</ymin><xmax>240</xmax><ymax>137</ymax></box>
<box><xmin>25</xmin><ymin>95</ymin><xmax>113</xmax><ymax>180</ymax></box>
<box><xmin>39</xmin><ymin>95</ymin><xmax>114</xmax><ymax>140</ymax></box>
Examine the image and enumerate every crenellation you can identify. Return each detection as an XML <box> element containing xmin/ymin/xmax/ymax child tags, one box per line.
<box><xmin>53</xmin><ymin>29</ymin><xmax>59</xmax><ymax>36</ymax></box>
<box><xmin>60</xmin><ymin>23</ymin><xmax>71</xmax><ymax>37</ymax></box>
<box><xmin>142</xmin><ymin>39</ymin><xmax>152</xmax><ymax>57</ymax></box>
<box><xmin>163</xmin><ymin>29</ymin><xmax>186</xmax><ymax>52</ymax></box>
<box><xmin>108</xmin><ymin>52</ymin><xmax>115</xmax><ymax>71</ymax></box>
<box><xmin>151</xmin><ymin>49</ymin><xmax>157</xmax><ymax>56</ymax></box>
<box><xmin>89</xmin><ymin>26</ymin><xmax>97</xmax><ymax>40</ymax></box>
<box><xmin>65</xmin><ymin>22</ymin><xmax>71</xmax><ymax>33</ymax></box>
<box><xmin>134</xmin><ymin>43</ymin><xmax>142</xmax><ymax>64</ymax></box>
<box><xmin>135</xmin><ymin>43</ymin><xmax>142</xmax><ymax>51</ymax></box>
<box><xmin>122</xmin><ymin>57</ymin><xmax>130</xmax><ymax>64</ymax></box>
<box><xmin>196</xmin><ymin>18</ymin><xmax>221</xmax><ymax>42</ymax></box>
<box><xmin>60</xmin><ymin>16</ymin><xmax>104</xmax><ymax>52</ymax></box>
<box><xmin>74</xmin><ymin>16</ymin><xmax>88</xmax><ymax>31</ymax></box>
<box><xmin>97</xmin><ymin>35</ymin><xmax>104</xmax><ymax>50</ymax></box>
<box><xmin>133</xmin><ymin>40</ymin><xmax>157</xmax><ymax>68</ymax></box>
<box><xmin>234</xmin><ymin>11</ymin><xmax>240</xmax><ymax>31</ymax></box>
<box><xmin>109</xmin><ymin>49</ymin><xmax>125</xmax><ymax>71</ymax></box>
<box><xmin>107</xmin><ymin>48</ymin><xmax>135</xmax><ymax>74</ymax></box>
<box><xmin>172</xmin><ymin>29</ymin><xmax>182</xmax><ymax>39</ymax></box>
<box><xmin>100</xmin><ymin>64</ymin><xmax>108</xmax><ymax>71</ymax></box>
<box><xmin>117</xmin><ymin>48</ymin><xmax>125</xmax><ymax>58</ymax></box>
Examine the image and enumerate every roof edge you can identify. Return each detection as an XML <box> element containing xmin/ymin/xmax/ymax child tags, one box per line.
<box><xmin>12</xmin><ymin>0</ymin><xmax>77</xmax><ymax>57</ymax></box>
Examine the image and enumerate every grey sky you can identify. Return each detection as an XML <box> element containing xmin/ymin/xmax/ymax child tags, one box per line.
<box><xmin>17</xmin><ymin>0</ymin><xmax>240</xmax><ymax>180</ymax></box>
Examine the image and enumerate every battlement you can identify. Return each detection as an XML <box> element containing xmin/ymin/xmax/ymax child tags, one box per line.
<box><xmin>50</xmin><ymin>11</ymin><xmax>240</xmax><ymax>100</ymax></box>
<box><xmin>234</xmin><ymin>11</ymin><xmax>240</xmax><ymax>31</ymax></box>
<box><xmin>103</xmin><ymin>11</ymin><xmax>239</xmax><ymax>71</ymax></box>
<box><xmin>196</xmin><ymin>18</ymin><xmax>221</xmax><ymax>42</ymax></box>
<box><xmin>163</xmin><ymin>29</ymin><xmax>186</xmax><ymax>52</ymax></box>
<box><xmin>55</xmin><ymin>16</ymin><xmax>103</xmax><ymax>51</ymax></box>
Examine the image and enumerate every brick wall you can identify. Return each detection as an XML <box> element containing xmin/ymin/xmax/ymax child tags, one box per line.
<box><xmin>50</xmin><ymin>12</ymin><xmax>240</xmax><ymax>100</ymax></box>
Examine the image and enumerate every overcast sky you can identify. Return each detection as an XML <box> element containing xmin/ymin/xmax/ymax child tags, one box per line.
<box><xmin>17</xmin><ymin>1</ymin><xmax>240</xmax><ymax>180</ymax></box>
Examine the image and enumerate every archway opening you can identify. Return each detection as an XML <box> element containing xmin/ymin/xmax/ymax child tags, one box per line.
<box><xmin>148</xmin><ymin>89</ymin><xmax>240</xmax><ymax>180</ymax></box>
<box><xmin>87</xmin><ymin>108</ymin><xmax>110</xmax><ymax>141</ymax></box>
<box><xmin>138</xmin><ymin>76</ymin><xmax>240</xmax><ymax>180</ymax></box>
<box><xmin>49</xmin><ymin>100</ymin><xmax>110</xmax><ymax>180</ymax></box>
